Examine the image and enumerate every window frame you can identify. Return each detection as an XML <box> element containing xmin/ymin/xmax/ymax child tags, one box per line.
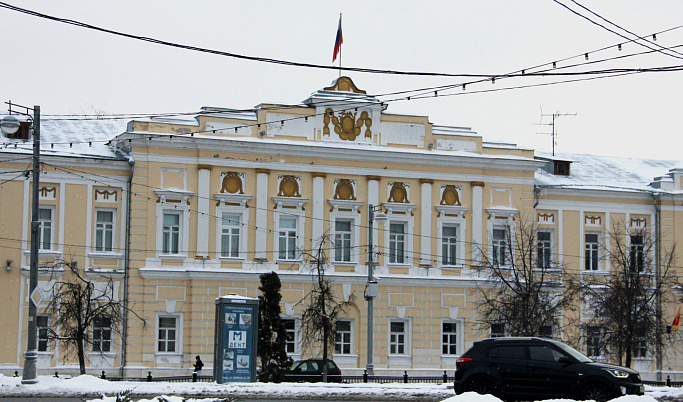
<box><xmin>585</xmin><ymin>325</ymin><xmax>604</xmax><ymax>358</ymax></box>
<box><xmin>38</xmin><ymin>206</ymin><xmax>55</xmax><ymax>251</ymax></box>
<box><xmin>334</xmin><ymin>319</ymin><xmax>353</xmax><ymax>355</ymax></box>
<box><xmin>220</xmin><ymin>213</ymin><xmax>242</xmax><ymax>258</ymax></box>
<box><xmin>37</xmin><ymin>314</ymin><xmax>50</xmax><ymax>352</ymax></box>
<box><xmin>332</xmin><ymin>219</ymin><xmax>354</xmax><ymax>263</ymax></box>
<box><xmin>215</xmin><ymin>198</ymin><xmax>250</xmax><ymax>261</ymax></box>
<box><xmin>629</xmin><ymin>233</ymin><xmax>645</xmax><ymax>272</ymax></box>
<box><xmin>156</xmin><ymin>314</ymin><xmax>183</xmax><ymax>355</ymax></box>
<box><xmin>91</xmin><ymin>314</ymin><xmax>113</xmax><ymax>353</ymax></box>
<box><xmin>389</xmin><ymin>319</ymin><xmax>410</xmax><ymax>356</ymax></box>
<box><xmin>584</xmin><ymin>232</ymin><xmax>601</xmax><ymax>271</ymax></box>
<box><xmin>162</xmin><ymin>211</ymin><xmax>182</xmax><ymax>255</ymax></box>
<box><xmin>441</xmin><ymin>320</ymin><xmax>463</xmax><ymax>356</ymax></box>
<box><xmin>282</xmin><ymin>317</ymin><xmax>301</xmax><ymax>356</ymax></box>
<box><xmin>490</xmin><ymin>322</ymin><xmax>506</xmax><ymax>338</ymax></box>
<box><xmin>388</xmin><ymin>221</ymin><xmax>407</xmax><ymax>265</ymax></box>
<box><xmin>277</xmin><ymin>214</ymin><xmax>299</xmax><ymax>261</ymax></box>
<box><xmin>491</xmin><ymin>227</ymin><xmax>510</xmax><ymax>268</ymax></box>
<box><xmin>537</xmin><ymin>230</ymin><xmax>553</xmax><ymax>270</ymax></box>
<box><xmin>94</xmin><ymin>208</ymin><xmax>116</xmax><ymax>253</ymax></box>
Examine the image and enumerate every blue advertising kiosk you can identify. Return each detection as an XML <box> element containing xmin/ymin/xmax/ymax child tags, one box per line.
<box><xmin>214</xmin><ymin>294</ymin><xmax>259</xmax><ymax>383</ymax></box>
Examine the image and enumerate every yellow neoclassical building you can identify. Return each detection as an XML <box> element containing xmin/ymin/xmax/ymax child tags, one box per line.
<box><xmin>1</xmin><ymin>77</ymin><xmax>682</xmax><ymax>379</ymax></box>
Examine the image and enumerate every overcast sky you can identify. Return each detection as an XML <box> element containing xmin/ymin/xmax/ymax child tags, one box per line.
<box><xmin>2</xmin><ymin>1</ymin><xmax>682</xmax><ymax>160</ymax></box>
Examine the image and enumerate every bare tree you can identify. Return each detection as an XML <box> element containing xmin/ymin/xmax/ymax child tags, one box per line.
<box><xmin>578</xmin><ymin>221</ymin><xmax>676</xmax><ymax>367</ymax></box>
<box><xmin>44</xmin><ymin>259</ymin><xmax>144</xmax><ymax>374</ymax></box>
<box><xmin>474</xmin><ymin>219</ymin><xmax>580</xmax><ymax>339</ymax></box>
<box><xmin>298</xmin><ymin>234</ymin><xmax>355</xmax><ymax>382</ymax></box>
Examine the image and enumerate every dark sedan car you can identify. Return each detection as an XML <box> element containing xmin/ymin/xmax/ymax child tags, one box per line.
<box><xmin>454</xmin><ymin>337</ymin><xmax>644</xmax><ymax>401</ymax></box>
<box><xmin>284</xmin><ymin>359</ymin><xmax>343</xmax><ymax>383</ymax></box>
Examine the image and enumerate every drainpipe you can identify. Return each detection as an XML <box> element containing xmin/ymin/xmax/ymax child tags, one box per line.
<box><xmin>534</xmin><ymin>186</ymin><xmax>541</xmax><ymax>208</ymax></box>
<box><xmin>119</xmin><ymin>158</ymin><xmax>134</xmax><ymax>377</ymax></box>
<box><xmin>653</xmin><ymin>192</ymin><xmax>662</xmax><ymax>381</ymax></box>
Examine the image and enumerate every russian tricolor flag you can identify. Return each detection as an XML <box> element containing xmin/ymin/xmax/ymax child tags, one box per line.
<box><xmin>333</xmin><ymin>15</ymin><xmax>343</xmax><ymax>62</ymax></box>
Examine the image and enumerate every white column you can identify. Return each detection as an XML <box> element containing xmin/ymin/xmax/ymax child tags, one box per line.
<box><xmin>255</xmin><ymin>169</ymin><xmax>270</xmax><ymax>261</ymax></box>
<box><xmin>420</xmin><ymin>179</ymin><xmax>433</xmax><ymax>266</ymax></box>
<box><xmin>312</xmin><ymin>173</ymin><xmax>326</xmax><ymax>250</ymax></box>
<box><xmin>471</xmin><ymin>182</ymin><xmax>485</xmax><ymax>266</ymax></box>
<box><xmin>196</xmin><ymin>166</ymin><xmax>211</xmax><ymax>258</ymax></box>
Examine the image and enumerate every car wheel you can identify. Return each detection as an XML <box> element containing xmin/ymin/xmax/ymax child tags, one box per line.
<box><xmin>466</xmin><ymin>379</ymin><xmax>496</xmax><ymax>396</ymax></box>
<box><xmin>582</xmin><ymin>383</ymin><xmax>610</xmax><ymax>402</ymax></box>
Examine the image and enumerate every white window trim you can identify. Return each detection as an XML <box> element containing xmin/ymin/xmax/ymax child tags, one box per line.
<box><xmin>536</xmin><ymin>229</ymin><xmax>555</xmax><ymax>271</ymax></box>
<box><xmin>388</xmin><ymin>318</ymin><xmax>411</xmax><ymax>356</ymax></box>
<box><xmin>486</xmin><ymin>209</ymin><xmax>517</xmax><ymax>269</ymax></box>
<box><xmin>155</xmin><ymin>313</ymin><xmax>183</xmax><ymax>356</ymax></box>
<box><xmin>215</xmin><ymin>194</ymin><xmax>252</xmax><ymax>261</ymax></box>
<box><xmin>37</xmin><ymin>313</ymin><xmax>51</xmax><ymax>353</ymax></box>
<box><xmin>155</xmin><ymin>190</ymin><xmax>193</xmax><ymax>259</ymax></box>
<box><xmin>329</xmin><ymin>200</ymin><xmax>363</xmax><ymax>266</ymax></box>
<box><xmin>334</xmin><ymin>319</ymin><xmax>355</xmax><ymax>356</ymax></box>
<box><xmin>441</xmin><ymin>319</ymin><xmax>464</xmax><ymax>356</ymax></box>
<box><xmin>37</xmin><ymin>205</ymin><xmax>56</xmax><ymax>251</ymax></box>
<box><xmin>282</xmin><ymin>316</ymin><xmax>302</xmax><ymax>358</ymax></box>
<box><xmin>383</xmin><ymin>203</ymin><xmax>416</xmax><ymax>267</ymax></box>
<box><xmin>435</xmin><ymin>206</ymin><xmax>467</xmax><ymax>269</ymax></box>
<box><xmin>584</xmin><ymin>231</ymin><xmax>602</xmax><ymax>272</ymax></box>
<box><xmin>94</xmin><ymin>208</ymin><xmax>117</xmax><ymax>253</ymax></box>
<box><xmin>90</xmin><ymin>314</ymin><xmax>114</xmax><ymax>354</ymax></box>
<box><xmin>272</xmin><ymin>196</ymin><xmax>308</xmax><ymax>263</ymax></box>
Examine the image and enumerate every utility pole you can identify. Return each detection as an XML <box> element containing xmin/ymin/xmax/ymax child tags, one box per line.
<box><xmin>535</xmin><ymin>110</ymin><xmax>577</xmax><ymax>156</ymax></box>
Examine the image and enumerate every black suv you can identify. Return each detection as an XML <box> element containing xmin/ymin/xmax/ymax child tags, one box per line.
<box><xmin>454</xmin><ymin>337</ymin><xmax>644</xmax><ymax>401</ymax></box>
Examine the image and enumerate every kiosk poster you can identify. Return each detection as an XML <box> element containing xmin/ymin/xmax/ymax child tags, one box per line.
<box><xmin>221</xmin><ymin>304</ymin><xmax>255</xmax><ymax>382</ymax></box>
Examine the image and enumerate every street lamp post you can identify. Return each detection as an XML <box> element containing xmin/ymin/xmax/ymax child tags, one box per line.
<box><xmin>366</xmin><ymin>204</ymin><xmax>386</xmax><ymax>377</ymax></box>
<box><xmin>2</xmin><ymin>104</ymin><xmax>40</xmax><ymax>384</ymax></box>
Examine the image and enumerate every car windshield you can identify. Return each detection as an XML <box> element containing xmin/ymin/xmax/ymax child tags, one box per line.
<box><xmin>554</xmin><ymin>341</ymin><xmax>593</xmax><ymax>363</ymax></box>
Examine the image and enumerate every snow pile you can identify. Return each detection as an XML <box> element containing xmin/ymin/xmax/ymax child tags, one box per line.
<box><xmin>0</xmin><ymin>374</ymin><xmax>681</xmax><ymax>402</ymax></box>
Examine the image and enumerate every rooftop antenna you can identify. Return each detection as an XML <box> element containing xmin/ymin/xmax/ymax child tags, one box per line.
<box><xmin>535</xmin><ymin>108</ymin><xmax>577</xmax><ymax>156</ymax></box>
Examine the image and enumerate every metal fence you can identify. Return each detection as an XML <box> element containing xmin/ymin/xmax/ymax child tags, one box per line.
<box><xmin>97</xmin><ymin>370</ymin><xmax>453</xmax><ymax>384</ymax></box>
<box><xmin>644</xmin><ymin>377</ymin><xmax>683</xmax><ymax>388</ymax></box>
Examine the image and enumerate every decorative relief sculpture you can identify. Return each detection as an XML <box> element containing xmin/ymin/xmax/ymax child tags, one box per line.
<box><xmin>388</xmin><ymin>182</ymin><xmax>409</xmax><ymax>203</ymax></box>
<box><xmin>333</xmin><ymin>179</ymin><xmax>356</xmax><ymax>200</ymax></box>
<box><xmin>39</xmin><ymin>187</ymin><xmax>57</xmax><ymax>200</ymax></box>
<box><xmin>440</xmin><ymin>185</ymin><xmax>462</xmax><ymax>206</ymax></box>
<box><xmin>631</xmin><ymin>217</ymin><xmax>647</xmax><ymax>228</ymax></box>
<box><xmin>537</xmin><ymin>213</ymin><xmax>555</xmax><ymax>224</ymax></box>
<box><xmin>221</xmin><ymin>172</ymin><xmax>245</xmax><ymax>194</ymax></box>
<box><xmin>585</xmin><ymin>215</ymin><xmax>602</xmax><ymax>226</ymax></box>
<box><xmin>277</xmin><ymin>175</ymin><xmax>301</xmax><ymax>197</ymax></box>
<box><xmin>95</xmin><ymin>189</ymin><xmax>118</xmax><ymax>202</ymax></box>
<box><xmin>323</xmin><ymin>76</ymin><xmax>367</xmax><ymax>94</ymax></box>
<box><xmin>323</xmin><ymin>108</ymin><xmax>372</xmax><ymax>140</ymax></box>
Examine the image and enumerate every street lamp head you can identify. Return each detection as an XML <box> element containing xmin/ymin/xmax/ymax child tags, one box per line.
<box><xmin>0</xmin><ymin>115</ymin><xmax>21</xmax><ymax>135</ymax></box>
<box><xmin>374</xmin><ymin>212</ymin><xmax>387</xmax><ymax>222</ymax></box>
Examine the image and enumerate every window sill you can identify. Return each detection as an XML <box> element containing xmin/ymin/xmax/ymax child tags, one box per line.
<box><xmin>88</xmin><ymin>252</ymin><xmax>124</xmax><ymax>259</ymax></box>
<box><xmin>24</xmin><ymin>249</ymin><xmax>62</xmax><ymax>258</ymax></box>
<box><xmin>89</xmin><ymin>352</ymin><xmax>116</xmax><ymax>357</ymax></box>
<box><xmin>159</xmin><ymin>254</ymin><xmax>187</xmax><ymax>260</ymax></box>
<box><xmin>155</xmin><ymin>352</ymin><xmax>182</xmax><ymax>356</ymax></box>
<box><xmin>219</xmin><ymin>256</ymin><xmax>245</xmax><ymax>261</ymax></box>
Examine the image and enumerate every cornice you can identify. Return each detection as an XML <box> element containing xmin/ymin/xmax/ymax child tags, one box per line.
<box><xmin>115</xmin><ymin>133</ymin><xmax>544</xmax><ymax>173</ymax></box>
<box><xmin>131</xmin><ymin>152</ymin><xmax>536</xmax><ymax>186</ymax></box>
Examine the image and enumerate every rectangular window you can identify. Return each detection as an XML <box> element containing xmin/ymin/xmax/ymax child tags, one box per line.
<box><xmin>490</xmin><ymin>322</ymin><xmax>505</xmax><ymax>338</ymax></box>
<box><xmin>389</xmin><ymin>321</ymin><xmax>406</xmax><ymax>354</ymax></box>
<box><xmin>585</xmin><ymin>233</ymin><xmax>600</xmax><ymax>270</ymax></box>
<box><xmin>537</xmin><ymin>231</ymin><xmax>551</xmax><ymax>269</ymax></box>
<box><xmin>38</xmin><ymin>208</ymin><xmax>53</xmax><ymax>250</ymax></box>
<box><xmin>334</xmin><ymin>320</ymin><xmax>352</xmax><ymax>355</ymax></box>
<box><xmin>492</xmin><ymin>228</ymin><xmax>508</xmax><ymax>266</ymax></box>
<box><xmin>389</xmin><ymin>222</ymin><xmax>406</xmax><ymax>264</ymax></box>
<box><xmin>37</xmin><ymin>314</ymin><xmax>49</xmax><ymax>352</ymax></box>
<box><xmin>278</xmin><ymin>216</ymin><xmax>297</xmax><ymax>260</ymax></box>
<box><xmin>442</xmin><ymin>322</ymin><xmax>459</xmax><ymax>355</ymax></box>
<box><xmin>539</xmin><ymin>324</ymin><xmax>553</xmax><ymax>338</ymax></box>
<box><xmin>95</xmin><ymin>210</ymin><xmax>114</xmax><ymax>252</ymax></box>
<box><xmin>633</xmin><ymin>328</ymin><xmax>647</xmax><ymax>358</ymax></box>
<box><xmin>162</xmin><ymin>213</ymin><xmax>181</xmax><ymax>254</ymax></box>
<box><xmin>157</xmin><ymin>316</ymin><xmax>177</xmax><ymax>353</ymax></box>
<box><xmin>586</xmin><ymin>325</ymin><xmax>603</xmax><ymax>357</ymax></box>
<box><xmin>630</xmin><ymin>234</ymin><xmax>644</xmax><ymax>272</ymax></box>
<box><xmin>334</xmin><ymin>220</ymin><xmax>352</xmax><ymax>263</ymax></box>
<box><xmin>221</xmin><ymin>213</ymin><xmax>241</xmax><ymax>258</ymax></box>
<box><xmin>92</xmin><ymin>315</ymin><xmax>112</xmax><ymax>353</ymax></box>
<box><xmin>283</xmin><ymin>319</ymin><xmax>297</xmax><ymax>354</ymax></box>
<box><xmin>441</xmin><ymin>225</ymin><xmax>458</xmax><ymax>266</ymax></box>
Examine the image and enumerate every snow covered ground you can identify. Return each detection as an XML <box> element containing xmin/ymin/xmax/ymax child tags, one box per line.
<box><xmin>0</xmin><ymin>374</ymin><xmax>681</xmax><ymax>402</ymax></box>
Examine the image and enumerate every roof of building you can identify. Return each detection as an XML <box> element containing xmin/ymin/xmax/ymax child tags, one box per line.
<box><xmin>535</xmin><ymin>151</ymin><xmax>683</xmax><ymax>193</ymax></box>
<box><xmin>0</xmin><ymin>116</ymin><xmax>129</xmax><ymax>160</ymax></box>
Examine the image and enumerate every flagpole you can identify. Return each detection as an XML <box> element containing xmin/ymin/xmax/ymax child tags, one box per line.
<box><xmin>338</xmin><ymin>13</ymin><xmax>342</xmax><ymax>77</ymax></box>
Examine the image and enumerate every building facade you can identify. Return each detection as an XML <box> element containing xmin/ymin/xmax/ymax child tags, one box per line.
<box><xmin>1</xmin><ymin>77</ymin><xmax>682</xmax><ymax>378</ymax></box>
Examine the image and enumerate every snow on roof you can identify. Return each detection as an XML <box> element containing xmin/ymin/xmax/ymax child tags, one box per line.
<box><xmin>535</xmin><ymin>151</ymin><xmax>683</xmax><ymax>192</ymax></box>
<box><xmin>0</xmin><ymin>117</ymin><xmax>128</xmax><ymax>160</ymax></box>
